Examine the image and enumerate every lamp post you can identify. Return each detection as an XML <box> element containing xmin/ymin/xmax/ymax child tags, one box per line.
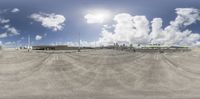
<box><xmin>78</xmin><ymin>32</ymin><xmax>80</xmax><ymax>52</ymax></box>
<box><xmin>28</xmin><ymin>35</ymin><xmax>31</xmax><ymax>52</ymax></box>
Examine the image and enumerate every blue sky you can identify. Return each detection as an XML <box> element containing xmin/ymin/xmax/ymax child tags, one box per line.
<box><xmin>0</xmin><ymin>0</ymin><xmax>200</xmax><ymax>47</ymax></box>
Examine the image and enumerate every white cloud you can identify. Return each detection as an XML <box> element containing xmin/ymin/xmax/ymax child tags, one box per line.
<box><xmin>4</xmin><ymin>41</ymin><xmax>15</xmax><ymax>45</ymax></box>
<box><xmin>51</xmin><ymin>40</ymin><xmax>99</xmax><ymax>47</ymax></box>
<box><xmin>0</xmin><ymin>33</ymin><xmax>8</xmax><ymax>38</ymax></box>
<box><xmin>0</xmin><ymin>25</ymin><xmax>20</xmax><ymax>39</ymax></box>
<box><xmin>35</xmin><ymin>35</ymin><xmax>42</xmax><ymax>40</ymax></box>
<box><xmin>0</xmin><ymin>41</ymin><xmax>2</xmax><ymax>45</ymax></box>
<box><xmin>172</xmin><ymin>8</ymin><xmax>200</xmax><ymax>27</ymax></box>
<box><xmin>99</xmin><ymin>28</ymin><xmax>115</xmax><ymax>44</ymax></box>
<box><xmin>11</xmin><ymin>8</ymin><xmax>20</xmax><ymax>13</ymax></box>
<box><xmin>94</xmin><ymin>8</ymin><xmax>200</xmax><ymax>47</ymax></box>
<box><xmin>150</xmin><ymin>18</ymin><xmax>165</xmax><ymax>44</ymax></box>
<box><xmin>103</xmin><ymin>25</ymin><xmax>113</xmax><ymax>29</ymax></box>
<box><xmin>84</xmin><ymin>10</ymin><xmax>111</xmax><ymax>24</ymax></box>
<box><xmin>97</xmin><ymin>13</ymin><xmax>150</xmax><ymax>45</ymax></box>
<box><xmin>85</xmin><ymin>14</ymin><xmax>104</xmax><ymax>24</ymax></box>
<box><xmin>0</xmin><ymin>18</ymin><xmax>10</xmax><ymax>24</ymax></box>
<box><xmin>7</xmin><ymin>27</ymin><xmax>19</xmax><ymax>35</ymax></box>
<box><xmin>0</xmin><ymin>10</ymin><xmax>20</xmax><ymax>39</ymax></box>
<box><xmin>0</xmin><ymin>19</ymin><xmax>20</xmax><ymax>38</ymax></box>
<box><xmin>57</xmin><ymin>8</ymin><xmax>200</xmax><ymax>47</ymax></box>
<box><xmin>30</xmin><ymin>13</ymin><xmax>66</xmax><ymax>31</ymax></box>
<box><xmin>3</xmin><ymin>25</ymin><xmax>20</xmax><ymax>35</ymax></box>
<box><xmin>4</xmin><ymin>25</ymin><xmax>9</xmax><ymax>28</ymax></box>
<box><xmin>158</xmin><ymin>8</ymin><xmax>200</xmax><ymax>46</ymax></box>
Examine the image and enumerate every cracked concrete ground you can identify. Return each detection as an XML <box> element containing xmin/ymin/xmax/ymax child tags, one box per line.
<box><xmin>0</xmin><ymin>49</ymin><xmax>200</xmax><ymax>99</ymax></box>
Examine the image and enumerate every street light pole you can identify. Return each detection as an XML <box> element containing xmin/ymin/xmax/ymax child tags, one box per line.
<box><xmin>28</xmin><ymin>35</ymin><xmax>30</xmax><ymax>52</ymax></box>
<box><xmin>78</xmin><ymin>32</ymin><xmax>80</xmax><ymax>52</ymax></box>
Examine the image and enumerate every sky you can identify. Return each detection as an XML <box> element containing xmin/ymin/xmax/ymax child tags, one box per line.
<box><xmin>0</xmin><ymin>0</ymin><xmax>200</xmax><ymax>47</ymax></box>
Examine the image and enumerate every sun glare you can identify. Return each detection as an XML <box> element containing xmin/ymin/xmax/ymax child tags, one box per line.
<box><xmin>85</xmin><ymin>9</ymin><xmax>111</xmax><ymax>24</ymax></box>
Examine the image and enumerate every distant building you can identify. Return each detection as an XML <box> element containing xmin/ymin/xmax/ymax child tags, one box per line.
<box><xmin>112</xmin><ymin>43</ymin><xmax>191</xmax><ymax>53</ymax></box>
<box><xmin>32</xmin><ymin>45</ymin><xmax>94</xmax><ymax>50</ymax></box>
<box><xmin>32</xmin><ymin>45</ymin><xmax>77</xmax><ymax>50</ymax></box>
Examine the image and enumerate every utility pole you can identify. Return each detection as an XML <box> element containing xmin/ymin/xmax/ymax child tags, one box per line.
<box><xmin>28</xmin><ymin>35</ymin><xmax>30</xmax><ymax>52</ymax></box>
<box><xmin>78</xmin><ymin>32</ymin><xmax>81</xmax><ymax>52</ymax></box>
<box><xmin>95</xmin><ymin>41</ymin><xmax>96</xmax><ymax>50</ymax></box>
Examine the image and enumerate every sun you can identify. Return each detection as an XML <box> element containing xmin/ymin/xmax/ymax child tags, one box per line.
<box><xmin>85</xmin><ymin>9</ymin><xmax>111</xmax><ymax>24</ymax></box>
